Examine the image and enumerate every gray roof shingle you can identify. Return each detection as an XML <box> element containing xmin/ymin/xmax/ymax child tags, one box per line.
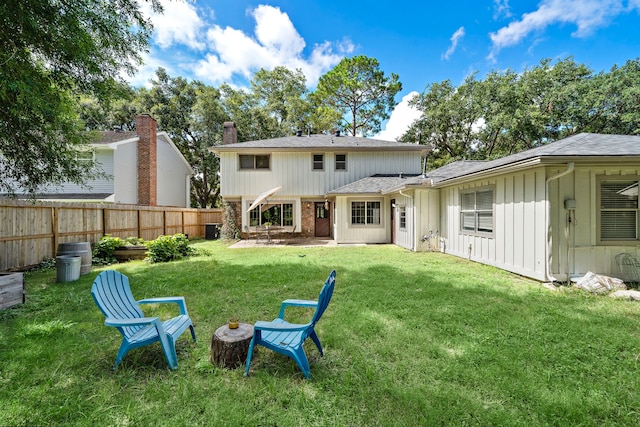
<box><xmin>209</xmin><ymin>133</ymin><xmax>427</xmax><ymax>152</ymax></box>
<box><xmin>424</xmin><ymin>133</ymin><xmax>640</xmax><ymax>184</ymax></box>
<box><xmin>93</xmin><ymin>131</ymin><xmax>138</xmax><ymax>144</ymax></box>
<box><xmin>328</xmin><ymin>174</ymin><xmax>421</xmax><ymax>195</ymax></box>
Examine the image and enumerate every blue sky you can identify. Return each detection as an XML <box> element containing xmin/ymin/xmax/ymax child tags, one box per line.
<box><xmin>133</xmin><ymin>0</ymin><xmax>640</xmax><ymax>140</ymax></box>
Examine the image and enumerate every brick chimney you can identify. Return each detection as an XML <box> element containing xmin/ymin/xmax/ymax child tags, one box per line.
<box><xmin>136</xmin><ymin>114</ymin><xmax>157</xmax><ymax>206</ymax></box>
<box><xmin>223</xmin><ymin>121</ymin><xmax>238</xmax><ymax>145</ymax></box>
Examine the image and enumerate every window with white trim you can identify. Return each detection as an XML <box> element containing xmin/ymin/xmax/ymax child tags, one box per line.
<box><xmin>239</xmin><ymin>154</ymin><xmax>270</xmax><ymax>170</ymax></box>
<box><xmin>599</xmin><ymin>179</ymin><xmax>639</xmax><ymax>242</ymax></box>
<box><xmin>335</xmin><ymin>154</ymin><xmax>347</xmax><ymax>171</ymax></box>
<box><xmin>460</xmin><ymin>188</ymin><xmax>494</xmax><ymax>234</ymax></box>
<box><xmin>399</xmin><ymin>206</ymin><xmax>407</xmax><ymax>229</ymax></box>
<box><xmin>248</xmin><ymin>202</ymin><xmax>294</xmax><ymax>227</ymax></box>
<box><xmin>351</xmin><ymin>201</ymin><xmax>380</xmax><ymax>225</ymax></box>
<box><xmin>312</xmin><ymin>154</ymin><xmax>324</xmax><ymax>170</ymax></box>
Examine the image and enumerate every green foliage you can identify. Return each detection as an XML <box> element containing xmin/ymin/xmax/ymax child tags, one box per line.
<box><xmin>314</xmin><ymin>55</ymin><xmax>402</xmax><ymax>136</ymax></box>
<box><xmin>27</xmin><ymin>258</ymin><xmax>56</xmax><ymax>272</ymax></box>
<box><xmin>137</xmin><ymin>68</ymin><xmax>226</xmax><ymax>208</ymax></box>
<box><xmin>145</xmin><ymin>234</ymin><xmax>194</xmax><ymax>263</ymax></box>
<box><xmin>403</xmin><ymin>56</ymin><xmax>640</xmax><ymax>167</ymax></box>
<box><xmin>0</xmin><ymin>0</ymin><xmax>162</xmax><ymax>195</ymax></box>
<box><xmin>92</xmin><ymin>235</ymin><xmax>127</xmax><ymax>264</ymax></box>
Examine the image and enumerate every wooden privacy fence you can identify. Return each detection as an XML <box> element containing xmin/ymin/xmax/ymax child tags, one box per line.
<box><xmin>0</xmin><ymin>200</ymin><xmax>222</xmax><ymax>271</ymax></box>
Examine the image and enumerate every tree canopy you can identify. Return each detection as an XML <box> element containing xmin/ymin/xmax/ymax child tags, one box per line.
<box><xmin>0</xmin><ymin>0</ymin><xmax>161</xmax><ymax>195</ymax></box>
<box><xmin>314</xmin><ymin>55</ymin><xmax>402</xmax><ymax>136</ymax></box>
<box><xmin>402</xmin><ymin>57</ymin><xmax>640</xmax><ymax>168</ymax></box>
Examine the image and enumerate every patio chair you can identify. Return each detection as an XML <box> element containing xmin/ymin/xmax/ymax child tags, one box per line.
<box><xmin>244</xmin><ymin>270</ymin><xmax>336</xmax><ymax>379</ymax></box>
<box><xmin>91</xmin><ymin>270</ymin><xmax>196</xmax><ymax>370</ymax></box>
<box><xmin>245</xmin><ymin>225</ymin><xmax>264</xmax><ymax>244</ymax></box>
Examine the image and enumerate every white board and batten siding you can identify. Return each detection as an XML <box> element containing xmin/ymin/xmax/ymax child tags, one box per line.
<box><xmin>564</xmin><ymin>165</ymin><xmax>640</xmax><ymax>279</ymax></box>
<box><xmin>333</xmin><ymin>196</ymin><xmax>389</xmax><ymax>244</ymax></box>
<box><xmin>219</xmin><ymin>151</ymin><xmax>422</xmax><ymax>197</ymax></box>
<box><xmin>439</xmin><ymin>167</ymin><xmax>548</xmax><ymax>281</ymax></box>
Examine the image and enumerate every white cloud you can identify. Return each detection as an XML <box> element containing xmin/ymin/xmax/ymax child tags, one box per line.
<box><xmin>493</xmin><ymin>0</ymin><xmax>512</xmax><ymax>19</ymax></box>
<box><xmin>143</xmin><ymin>0</ymin><xmax>205</xmax><ymax>50</ymax></box>
<box><xmin>375</xmin><ymin>92</ymin><xmax>422</xmax><ymax>142</ymax></box>
<box><xmin>129</xmin><ymin>3</ymin><xmax>349</xmax><ymax>89</ymax></box>
<box><xmin>488</xmin><ymin>0</ymin><xmax>640</xmax><ymax>60</ymax></box>
<box><xmin>442</xmin><ymin>27</ymin><xmax>466</xmax><ymax>60</ymax></box>
<box><xmin>193</xmin><ymin>5</ymin><xmax>350</xmax><ymax>87</ymax></box>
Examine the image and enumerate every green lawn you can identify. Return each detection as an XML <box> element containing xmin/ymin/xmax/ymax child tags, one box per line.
<box><xmin>1</xmin><ymin>241</ymin><xmax>640</xmax><ymax>426</ymax></box>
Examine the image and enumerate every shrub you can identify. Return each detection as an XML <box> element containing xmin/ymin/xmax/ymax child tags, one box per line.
<box><xmin>92</xmin><ymin>235</ymin><xmax>126</xmax><ymax>264</ymax></box>
<box><xmin>145</xmin><ymin>233</ymin><xmax>195</xmax><ymax>263</ymax></box>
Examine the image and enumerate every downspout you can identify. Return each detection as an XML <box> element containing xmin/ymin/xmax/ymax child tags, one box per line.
<box><xmin>399</xmin><ymin>190</ymin><xmax>416</xmax><ymax>251</ymax></box>
<box><xmin>545</xmin><ymin>162</ymin><xmax>574</xmax><ymax>283</ymax></box>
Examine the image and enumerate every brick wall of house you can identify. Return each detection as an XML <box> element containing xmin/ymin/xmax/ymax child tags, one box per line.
<box><xmin>136</xmin><ymin>114</ymin><xmax>157</xmax><ymax>206</ymax></box>
<box><xmin>301</xmin><ymin>201</ymin><xmax>316</xmax><ymax>237</ymax></box>
<box><xmin>223</xmin><ymin>122</ymin><xmax>237</xmax><ymax>145</ymax></box>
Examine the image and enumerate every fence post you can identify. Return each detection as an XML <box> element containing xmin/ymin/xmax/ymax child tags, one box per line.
<box><xmin>51</xmin><ymin>207</ymin><xmax>59</xmax><ymax>259</ymax></box>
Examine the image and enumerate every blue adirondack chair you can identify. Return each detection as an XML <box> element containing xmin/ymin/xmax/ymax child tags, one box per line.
<box><xmin>91</xmin><ymin>270</ymin><xmax>196</xmax><ymax>370</ymax></box>
<box><xmin>244</xmin><ymin>270</ymin><xmax>336</xmax><ymax>379</ymax></box>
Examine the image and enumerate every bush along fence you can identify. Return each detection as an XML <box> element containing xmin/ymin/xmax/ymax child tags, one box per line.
<box><xmin>93</xmin><ymin>234</ymin><xmax>199</xmax><ymax>265</ymax></box>
<box><xmin>0</xmin><ymin>200</ymin><xmax>222</xmax><ymax>271</ymax></box>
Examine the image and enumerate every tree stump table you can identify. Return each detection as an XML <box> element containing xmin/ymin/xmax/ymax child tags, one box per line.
<box><xmin>210</xmin><ymin>323</ymin><xmax>254</xmax><ymax>369</ymax></box>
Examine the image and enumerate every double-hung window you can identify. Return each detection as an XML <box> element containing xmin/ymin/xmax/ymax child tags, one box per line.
<box><xmin>313</xmin><ymin>154</ymin><xmax>324</xmax><ymax>170</ymax></box>
<box><xmin>599</xmin><ymin>179</ymin><xmax>639</xmax><ymax>242</ymax></box>
<box><xmin>460</xmin><ymin>188</ymin><xmax>494</xmax><ymax>234</ymax></box>
<box><xmin>351</xmin><ymin>201</ymin><xmax>381</xmax><ymax>225</ymax></box>
<box><xmin>335</xmin><ymin>154</ymin><xmax>347</xmax><ymax>171</ymax></box>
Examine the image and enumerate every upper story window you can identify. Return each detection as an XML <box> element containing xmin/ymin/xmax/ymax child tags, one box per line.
<box><xmin>335</xmin><ymin>154</ymin><xmax>347</xmax><ymax>171</ymax></box>
<box><xmin>460</xmin><ymin>187</ymin><xmax>494</xmax><ymax>234</ymax></box>
<box><xmin>313</xmin><ymin>154</ymin><xmax>324</xmax><ymax>170</ymax></box>
<box><xmin>239</xmin><ymin>154</ymin><xmax>270</xmax><ymax>170</ymax></box>
<box><xmin>351</xmin><ymin>201</ymin><xmax>381</xmax><ymax>225</ymax></box>
<box><xmin>598</xmin><ymin>178</ymin><xmax>639</xmax><ymax>243</ymax></box>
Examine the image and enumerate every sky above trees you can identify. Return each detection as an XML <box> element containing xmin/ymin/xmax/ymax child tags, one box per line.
<box><xmin>132</xmin><ymin>0</ymin><xmax>640</xmax><ymax>140</ymax></box>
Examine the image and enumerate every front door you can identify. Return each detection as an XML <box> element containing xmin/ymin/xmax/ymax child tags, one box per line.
<box><xmin>315</xmin><ymin>202</ymin><xmax>330</xmax><ymax>237</ymax></box>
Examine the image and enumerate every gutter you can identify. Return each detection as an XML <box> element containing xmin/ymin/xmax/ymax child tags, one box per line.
<box><xmin>399</xmin><ymin>189</ymin><xmax>416</xmax><ymax>251</ymax></box>
<box><xmin>545</xmin><ymin>162</ymin><xmax>574</xmax><ymax>283</ymax></box>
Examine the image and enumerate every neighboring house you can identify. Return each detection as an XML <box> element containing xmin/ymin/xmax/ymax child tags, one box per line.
<box><xmin>208</xmin><ymin>122</ymin><xmax>428</xmax><ymax>240</ymax></box>
<box><xmin>20</xmin><ymin>115</ymin><xmax>193</xmax><ymax>207</ymax></box>
<box><xmin>213</xmin><ymin>127</ymin><xmax>640</xmax><ymax>283</ymax></box>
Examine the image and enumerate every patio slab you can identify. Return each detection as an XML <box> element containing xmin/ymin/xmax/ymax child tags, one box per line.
<box><xmin>229</xmin><ymin>238</ymin><xmax>337</xmax><ymax>248</ymax></box>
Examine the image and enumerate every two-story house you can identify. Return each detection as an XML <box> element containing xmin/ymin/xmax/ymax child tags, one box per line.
<box><xmin>209</xmin><ymin>122</ymin><xmax>428</xmax><ymax>242</ymax></box>
<box><xmin>212</xmin><ymin>124</ymin><xmax>640</xmax><ymax>284</ymax></box>
<box><xmin>16</xmin><ymin>115</ymin><xmax>194</xmax><ymax>207</ymax></box>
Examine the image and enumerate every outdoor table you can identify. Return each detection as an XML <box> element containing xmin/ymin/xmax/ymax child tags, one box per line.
<box><xmin>210</xmin><ymin>322</ymin><xmax>254</xmax><ymax>369</ymax></box>
<box><xmin>264</xmin><ymin>225</ymin><xmax>282</xmax><ymax>244</ymax></box>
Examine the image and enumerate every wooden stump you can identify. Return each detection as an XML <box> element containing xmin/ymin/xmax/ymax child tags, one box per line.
<box><xmin>211</xmin><ymin>323</ymin><xmax>254</xmax><ymax>369</ymax></box>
